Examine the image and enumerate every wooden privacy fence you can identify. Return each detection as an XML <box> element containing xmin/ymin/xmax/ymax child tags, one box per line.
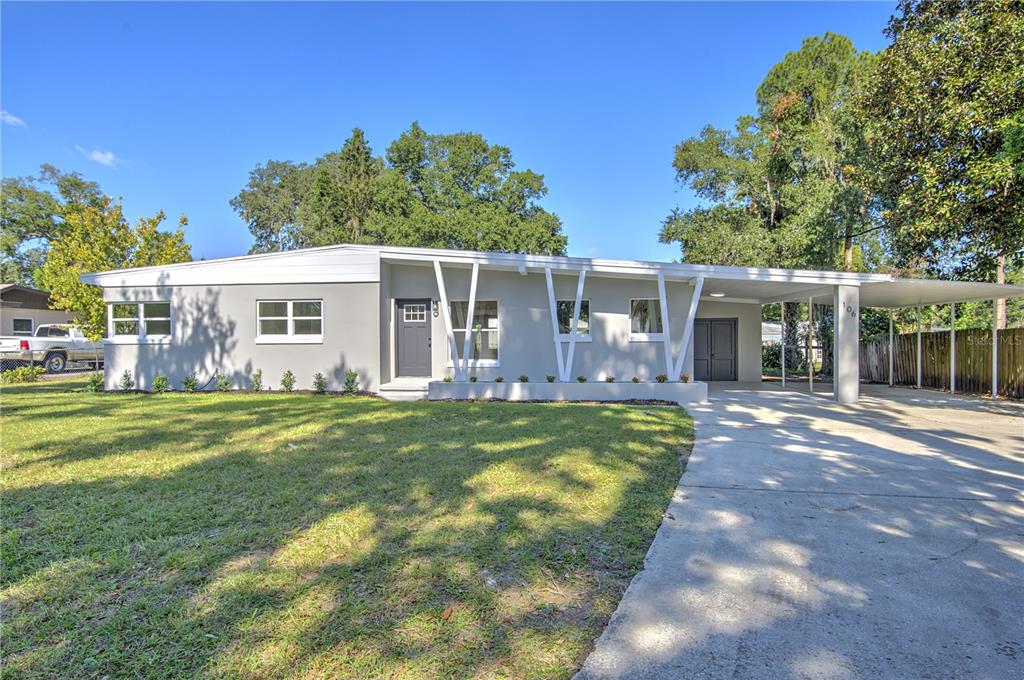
<box><xmin>860</xmin><ymin>327</ymin><xmax>1024</xmax><ymax>400</ymax></box>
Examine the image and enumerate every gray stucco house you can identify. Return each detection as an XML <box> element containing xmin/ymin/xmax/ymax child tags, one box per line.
<box><xmin>81</xmin><ymin>244</ymin><xmax>1024</xmax><ymax>402</ymax></box>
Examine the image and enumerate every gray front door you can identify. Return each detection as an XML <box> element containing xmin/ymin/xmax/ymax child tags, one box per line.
<box><xmin>693</xmin><ymin>318</ymin><xmax>737</xmax><ymax>381</ymax></box>
<box><xmin>396</xmin><ymin>299</ymin><xmax>431</xmax><ymax>377</ymax></box>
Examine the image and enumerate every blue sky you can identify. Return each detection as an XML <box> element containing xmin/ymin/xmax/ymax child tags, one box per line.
<box><xmin>1</xmin><ymin>1</ymin><xmax>896</xmax><ymax>262</ymax></box>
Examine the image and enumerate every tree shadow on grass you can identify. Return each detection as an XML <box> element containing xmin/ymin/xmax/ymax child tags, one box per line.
<box><xmin>1</xmin><ymin>387</ymin><xmax>693</xmax><ymax>679</ymax></box>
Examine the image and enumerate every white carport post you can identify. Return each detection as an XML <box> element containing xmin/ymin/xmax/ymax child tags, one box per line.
<box><xmin>833</xmin><ymin>284</ymin><xmax>860</xmax><ymax>403</ymax></box>
<box><xmin>780</xmin><ymin>302</ymin><xmax>787</xmax><ymax>387</ymax></box>
<box><xmin>992</xmin><ymin>299</ymin><xmax>999</xmax><ymax>399</ymax></box>
<box><xmin>888</xmin><ymin>311</ymin><xmax>894</xmax><ymax>387</ymax></box>
<box><xmin>433</xmin><ymin>260</ymin><xmax>462</xmax><ymax>381</ymax></box>
<box><xmin>543</xmin><ymin>268</ymin><xmax>566</xmax><ymax>382</ymax></box>
<box><xmin>807</xmin><ymin>297</ymin><xmax>814</xmax><ymax>394</ymax></box>
<box><xmin>949</xmin><ymin>303</ymin><xmax>956</xmax><ymax>394</ymax></box>
<box><xmin>921</xmin><ymin>307</ymin><xmax>929</xmax><ymax>387</ymax></box>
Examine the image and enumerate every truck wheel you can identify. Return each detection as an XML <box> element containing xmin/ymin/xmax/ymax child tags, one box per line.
<box><xmin>43</xmin><ymin>352</ymin><xmax>67</xmax><ymax>374</ymax></box>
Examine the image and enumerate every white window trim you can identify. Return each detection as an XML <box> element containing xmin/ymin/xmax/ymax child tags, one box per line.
<box><xmin>104</xmin><ymin>336</ymin><xmax>172</xmax><ymax>346</ymax></box>
<box><xmin>448</xmin><ymin>299</ymin><xmax>499</xmax><ymax>366</ymax></box>
<box><xmin>628</xmin><ymin>298</ymin><xmax>665</xmax><ymax>342</ymax></box>
<box><xmin>255</xmin><ymin>299</ymin><xmax>324</xmax><ymax>344</ymax></box>
<box><xmin>107</xmin><ymin>301</ymin><xmax>172</xmax><ymax>343</ymax></box>
<box><xmin>11</xmin><ymin>318</ymin><xmax>33</xmax><ymax>336</ymax></box>
<box><xmin>556</xmin><ymin>298</ymin><xmax>592</xmax><ymax>341</ymax></box>
<box><xmin>403</xmin><ymin>303</ymin><xmax>427</xmax><ymax>323</ymax></box>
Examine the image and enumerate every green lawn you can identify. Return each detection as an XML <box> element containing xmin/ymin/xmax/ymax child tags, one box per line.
<box><xmin>1</xmin><ymin>378</ymin><xmax>693</xmax><ymax>679</ymax></box>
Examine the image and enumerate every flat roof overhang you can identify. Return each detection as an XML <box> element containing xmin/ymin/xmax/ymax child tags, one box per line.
<box><xmin>767</xmin><ymin>278</ymin><xmax>1024</xmax><ymax>309</ymax></box>
<box><xmin>377</xmin><ymin>247</ymin><xmax>1024</xmax><ymax>308</ymax></box>
<box><xmin>80</xmin><ymin>243</ymin><xmax>1024</xmax><ymax>307</ymax></box>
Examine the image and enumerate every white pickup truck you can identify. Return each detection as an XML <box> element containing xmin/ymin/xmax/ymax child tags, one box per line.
<box><xmin>0</xmin><ymin>325</ymin><xmax>103</xmax><ymax>373</ymax></box>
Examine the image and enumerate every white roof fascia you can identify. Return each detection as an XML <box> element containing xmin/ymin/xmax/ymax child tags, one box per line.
<box><xmin>81</xmin><ymin>245</ymin><xmax>379</xmax><ymax>287</ymax></box>
<box><xmin>78</xmin><ymin>243</ymin><xmax>1024</xmax><ymax>307</ymax></box>
<box><xmin>373</xmin><ymin>245</ymin><xmax>889</xmax><ymax>287</ymax></box>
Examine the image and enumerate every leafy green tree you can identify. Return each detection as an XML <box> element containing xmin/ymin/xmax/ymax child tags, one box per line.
<box><xmin>231</xmin><ymin>123</ymin><xmax>567</xmax><ymax>255</ymax></box>
<box><xmin>860</xmin><ymin>0</ymin><xmax>1024</xmax><ymax>327</ymax></box>
<box><xmin>660</xmin><ymin>33</ymin><xmax>880</xmax><ymax>273</ymax></box>
<box><xmin>297</xmin><ymin>129</ymin><xmax>386</xmax><ymax>247</ymax></box>
<box><xmin>229</xmin><ymin>160</ymin><xmax>311</xmax><ymax>253</ymax></box>
<box><xmin>1</xmin><ymin>165</ymin><xmax>104</xmax><ymax>285</ymax></box>
<box><xmin>661</xmin><ymin>34</ymin><xmax>880</xmax><ymax>375</ymax></box>
<box><xmin>39</xmin><ymin>200</ymin><xmax>192</xmax><ymax>339</ymax></box>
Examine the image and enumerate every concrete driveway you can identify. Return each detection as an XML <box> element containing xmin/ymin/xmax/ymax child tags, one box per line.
<box><xmin>577</xmin><ymin>384</ymin><xmax>1024</xmax><ymax>680</ymax></box>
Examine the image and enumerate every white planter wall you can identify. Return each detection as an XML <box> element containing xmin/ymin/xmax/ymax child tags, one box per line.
<box><xmin>427</xmin><ymin>380</ymin><xmax>707</xmax><ymax>404</ymax></box>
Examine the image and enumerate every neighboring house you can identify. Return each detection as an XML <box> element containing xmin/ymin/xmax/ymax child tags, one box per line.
<box><xmin>0</xmin><ymin>284</ymin><xmax>75</xmax><ymax>337</ymax></box>
<box><xmin>80</xmin><ymin>245</ymin><xmax>1024</xmax><ymax>402</ymax></box>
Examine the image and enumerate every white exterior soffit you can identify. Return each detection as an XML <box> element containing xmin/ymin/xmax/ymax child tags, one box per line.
<box><xmin>78</xmin><ymin>243</ymin><xmax>1024</xmax><ymax>306</ymax></box>
<box><xmin>372</xmin><ymin>245</ymin><xmax>887</xmax><ymax>286</ymax></box>
<box><xmin>789</xmin><ymin>278</ymin><xmax>1024</xmax><ymax>309</ymax></box>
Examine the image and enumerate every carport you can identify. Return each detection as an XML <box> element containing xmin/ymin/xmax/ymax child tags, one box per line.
<box><xmin>764</xmin><ymin>277</ymin><xmax>1024</xmax><ymax>403</ymax></box>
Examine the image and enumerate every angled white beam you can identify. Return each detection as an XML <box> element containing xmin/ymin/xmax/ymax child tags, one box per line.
<box><xmin>564</xmin><ymin>270</ymin><xmax>587</xmax><ymax>382</ymax></box>
<box><xmin>781</xmin><ymin>302</ymin><xmax>787</xmax><ymax>387</ymax></box>
<box><xmin>993</xmin><ymin>298</ymin><xmax>999</xmax><ymax>399</ymax></box>
<box><xmin>949</xmin><ymin>303</ymin><xmax>956</xmax><ymax>394</ymax></box>
<box><xmin>657</xmin><ymin>272</ymin><xmax>673</xmax><ymax>378</ymax></box>
<box><xmin>544</xmin><ymin>268</ymin><xmax>566</xmax><ymax>382</ymax></box>
<box><xmin>674</xmin><ymin>275</ymin><xmax>704</xmax><ymax>380</ymax></box>
<box><xmin>460</xmin><ymin>262</ymin><xmax>480</xmax><ymax>381</ymax></box>
<box><xmin>433</xmin><ymin>260</ymin><xmax>460</xmax><ymax>380</ymax></box>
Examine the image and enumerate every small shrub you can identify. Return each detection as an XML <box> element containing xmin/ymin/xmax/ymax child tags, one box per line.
<box><xmin>152</xmin><ymin>373</ymin><xmax>170</xmax><ymax>393</ymax></box>
<box><xmin>518</xmin><ymin>374</ymin><xmax>529</xmax><ymax>383</ymax></box>
<box><xmin>655</xmin><ymin>373</ymin><xmax>668</xmax><ymax>383</ymax></box>
<box><xmin>605</xmin><ymin>375</ymin><xmax>615</xmax><ymax>383</ymax></box>
<box><xmin>119</xmin><ymin>370</ymin><xmax>135</xmax><ymax>392</ymax></box>
<box><xmin>182</xmin><ymin>372</ymin><xmax>198</xmax><ymax>392</ymax></box>
<box><xmin>251</xmin><ymin>368</ymin><xmax>263</xmax><ymax>392</ymax></box>
<box><xmin>0</xmin><ymin>366</ymin><xmax>45</xmax><ymax>384</ymax></box>
<box><xmin>313</xmin><ymin>372</ymin><xmax>327</xmax><ymax>394</ymax></box>
<box><xmin>344</xmin><ymin>370</ymin><xmax>358</xmax><ymax>393</ymax></box>
<box><xmin>85</xmin><ymin>372</ymin><xmax>104</xmax><ymax>392</ymax></box>
<box><xmin>681</xmin><ymin>373</ymin><xmax>691</xmax><ymax>383</ymax></box>
<box><xmin>215</xmin><ymin>372</ymin><xmax>231</xmax><ymax>392</ymax></box>
<box><xmin>495</xmin><ymin>376</ymin><xmax>504</xmax><ymax>383</ymax></box>
<box><xmin>469</xmin><ymin>376</ymin><xmax>478</xmax><ymax>383</ymax></box>
<box><xmin>281</xmin><ymin>370</ymin><xmax>296</xmax><ymax>392</ymax></box>
<box><xmin>577</xmin><ymin>375</ymin><xmax>587</xmax><ymax>383</ymax></box>
<box><xmin>631</xmin><ymin>376</ymin><xmax>640</xmax><ymax>383</ymax></box>
<box><xmin>546</xmin><ymin>375</ymin><xmax>556</xmax><ymax>383</ymax></box>
<box><xmin>443</xmin><ymin>375</ymin><xmax>453</xmax><ymax>383</ymax></box>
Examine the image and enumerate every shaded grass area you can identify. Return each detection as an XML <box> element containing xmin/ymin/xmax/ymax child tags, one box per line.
<box><xmin>1</xmin><ymin>378</ymin><xmax>693</xmax><ymax>679</ymax></box>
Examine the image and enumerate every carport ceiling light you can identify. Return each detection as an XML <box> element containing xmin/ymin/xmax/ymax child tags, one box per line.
<box><xmin>710</xmin><ymin>292</ymin><xmax>726</xmax><ymax>297</ymax></box>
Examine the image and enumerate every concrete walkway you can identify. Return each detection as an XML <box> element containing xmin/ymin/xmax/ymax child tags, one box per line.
<box><xmin>577</xmin><ymin>384</ymin><xmax>1024</xmax><ymax>680</ymax></box>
